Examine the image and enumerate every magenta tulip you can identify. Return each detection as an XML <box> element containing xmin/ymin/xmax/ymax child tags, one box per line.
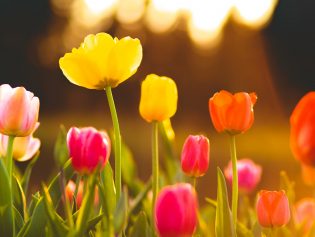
<box><xmin>67</xmin><ymin>127</ymin><xmax>111</xmax><ymax>174</ymax></box>
<box><xmin>155</xmin><ymin>183</ymin><xmax>198</xmax><ymax>237</ymax></box>
<box><xmin>224</xmin><ymin>158</ymin><xmax>262</xmax><ymax>194</ymax></box>
<box><xmin>181</xmin><ymin>135</ymin><xmax>210</xmax><ymax>177</ymax></box>
<box><xmin>0</xmin><ymin>84</ymin><xmax>39</xmax><ymax>137</ymax></box>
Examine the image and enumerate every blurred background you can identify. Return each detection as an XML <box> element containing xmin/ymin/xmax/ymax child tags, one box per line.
<box><xmin>0</xmin><ymin>0</ymin><xmax>314</xmax><ymax>202</ymax></box>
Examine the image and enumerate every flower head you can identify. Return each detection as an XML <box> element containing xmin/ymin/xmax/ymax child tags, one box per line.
<box><xmin>139</xmin><ymin>74</ymin><xmax>178</xmax><ymax>122</ymax></box>
<box><xmin>209</xmin><ymin>90</ymin><xmax>257</xmax><ymax>134</ymax></box>
<box><xmin>0</xmin><ymin>84</ymin><xmax>40</xmax><ymax>137</ymax></box>
<box><xmin>181</xmin><ymin>135</ymin><xmax>210</xmax><ymax>177</ymax></box>
<box><xmin>224</xmin><ymin>158</ymin><xmax>262</xmax><ymax>194</ymax></box>
<box><xmin>67</xmin><ymin>127</ymin><xmax>111</xmax><ymax>174</ymax></box>
<box><xmin>256</xmin><ymin>190</ymin><xmax>290</xmax><ymax>228</ymax></box>
<box><xmin>155</xmin><ymin>183</ymin><xmax>198</xmax><ymax>237</ymax></box>
<box><xmin>290</xmin><ymin>92</ymin><xmax>315</xmax><ymax>166</ymax></box>
<box><xmin>294</xmin><ymin>198</ymin><xmax>315</xmax><ymax>233</ymax></box>
<box><xmin>59</xmin><ymin>33</ymin><xmax>143</xmax><ymax>89</ymax></box>
<box><xmin>0</xmin><ymin>123</ymin><xmax>40</xmax><ymax>161</ymax></box>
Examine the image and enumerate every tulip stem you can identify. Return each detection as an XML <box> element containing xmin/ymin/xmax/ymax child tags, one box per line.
<box><xmin>152</xmin><ymin>121</ymin><xmax>159</xmax><ymax>221</ymax></box>
<box><xmin>105</xmin><ymin>86</ymin><xmax>122</xmax><ymax>202</ymax></box>
<box><xmin>193</xmin><ymin>177</ymin><xmax>197</xmax><ymax>189</ymax></box>
<box><xmin>230</xmin><ymin>135</ymin><xmax>238</xmax><ymax>226</ymax></box>
<box><xmin>5</xmin><ymin>136</ymin><xmax>15</xmax><ymax>186</ymax></box>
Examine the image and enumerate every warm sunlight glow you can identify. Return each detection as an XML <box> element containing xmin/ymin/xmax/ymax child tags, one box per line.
<box><xmin>116</xmin><ymin>0</ymin><xmax>145</xmax><ymax>24</ymax></box>
<box><xmin>84</xmin><ymin>0</ymin><xmax>117</xmax><ymax>14</ymax></box>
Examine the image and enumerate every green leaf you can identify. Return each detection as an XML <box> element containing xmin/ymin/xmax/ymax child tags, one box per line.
<box><xmin>13</xmin><ymin>206</ymin><xmax>24</xmax><ymax>233</ymax></box>
<box><xmin>100</xmin><ymin>163</ymin><xmax>116</xmax><ymax>217</ymax></box>
<box><xmin>22</xmin><ymin>160</ymin><xmax>74</xmax><ymax>237</ymax></box>
<box><xmin>13</xmin><ymin>175</ymin><xmax>27</xmax><ymax>221</ymax></box>
<box><xmin>129</xmin><ymin>212</ymin><xmax>151</xmax><ymax>237</ymax></box>
<box><xmin>54</xmin><ymin>125</ymin><xmax>69</xmax><ymax>168</ymax></box>
<box><xmin>0</xmin><ymin>159</ymin><xmax>14</xmax><ymax>237</ymax></box>
<box><xmin>251</xmin><ymin>222</ymin><xmax>262</xmax><ymax>237</ymax></box>
<box><xmin>237</xmin><ymin>222</ymin><xmax>253</xmax><ymax>237</ymax></box>
<box><xmin>114</xmin><ymin>188</ymin><xmax>128</xmax><ymax>234</ymax></box>
<box><xmin>215</xmin><ymin>167</ymin><xmax>236</xmax><ymax>237</ymax></box>
<box><xmin>21</xmin><ymin>152</ymin><xmax>40</xmax><ymax>194</ymax></box>
<box><xmin>42</xmin><ymin>184</ymin><xmax>69</xmax><ymax>237</ymax></box>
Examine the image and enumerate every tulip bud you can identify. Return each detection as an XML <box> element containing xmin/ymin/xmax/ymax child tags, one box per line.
<box><xmin>155</xmin><ymin>183</ymin><xmax>198</xmax><ymax>237</ymax></box>
<box><xmin>65</xmin><ymin>180</ymin><xmax>99</xmax><ymax>208</ymax></box>
<box><xmin>0</xmin><ymin>123</ymin><xmax>40</xmax><ymax>162</ymax></box>
<box><xmin>224</xmin><ymin>158</ymin><xmax>262</xmax><ymax>194</ymax></box>
<box><xmin>139</xmin><ymin>74</ymin><xmax>178</xmax><ymax>123</ymax></box>
<box><xmin>256</xmin><ymin>190</ymin><xmax>290</xmax><ymax>228</ymax></box>
<box><xmin>0</xmin><ymin>84</ymin><xmax>40</xmax><ymax>137</ymax></box>
<box><xmin>294</xmin><ymin>198</ymin><xmax>315</xmax><ymax>233</ymax></box>
<box><xmin>181</xmin><ymin>135</ymin><xmax>210</xmax><ymax>177</ymax></box>
<box><xmin>290</xmin><ymin>92</ymin><xmax>315</xmax><ymax>166</ymax></box>
<box><xmin>209</xmin><ymin>90</ymin><xmax>257</xmax><ymax>134</ymax></box>
<box><xmin>67</xmin><ymin>127</ymin><xmax>110</xmax><ymax>174</ymax></box>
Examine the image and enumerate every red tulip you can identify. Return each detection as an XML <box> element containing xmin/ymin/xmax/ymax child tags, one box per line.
<box><xmin>224</xmin><ymin>158</ymin><xmax>262</xmax><ymax>194</ymax></box>
<box><xmin>256</xmin><ymin>190</ymin><xmax>290</xmax><ymax>228</ymax></box>
<box><xmin>181</xmin><ymin>135</ymin><xmax>210</xmax><ymax>177</ymax></box>
<box><xmin>290</xmin><ymin>92</ymin><xmax>315</xmax><ymax>166</ymax></box>
<box><xmin>209</xmin><ymin>90</ymin><xmax>257</xmax><ymax>134</ymax></box>
<box><xmin>67</xmin><ymin>127</ymin><xmax>110</xmax><ymax>174</ymax></box>
<box><xmin>155</xmin><ymin>183</ymin><xmax>198</xmax><ymax>237</ymax></box>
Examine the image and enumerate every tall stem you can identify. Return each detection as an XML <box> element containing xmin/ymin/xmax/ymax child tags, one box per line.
<box><xmin>5</xmin><ymin>136</ymin><xmax>15</xmax><ymax>186</ymax></box>
<box><xmin>152</xmin><ymin>121</ymin><xmax>159</xmax><ymax>220</ymax></box>
<box><xmin>105</xmin><ymin>87</ymin><xmax>122</xmax><ymax>202</ymax></box>
<box><xmin>230</xmin><ymin>135</ymin><xmax>238</xmax><ymax>226</ymax></box>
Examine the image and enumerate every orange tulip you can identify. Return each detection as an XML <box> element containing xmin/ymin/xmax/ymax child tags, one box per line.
<box><xmin>290</xmin><ymin>92</ymin><xmax>315</xmax><ymax>166</ymax></box>
<box><xmin>209</xmin><ymin>90</ymin><xmax>257</xmax><ymax>134</ymax></box>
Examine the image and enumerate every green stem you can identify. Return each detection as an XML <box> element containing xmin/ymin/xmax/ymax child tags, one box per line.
<box><xmin>152</xmin><ymin>121</ymin><xmax>159</xmax><ymax>221</ymax></box>
<box><xmin>230</xmin><ymin>135</ymin><xmax>238</xmax><ymax>226</ymax></box>
<box><xmin>64</xmin><ymin>184</ymin><xmax>74</xmax><ymax>228</ymax></box>
<box><xmin>105</xmin><ymin>86</ymin><xmax>122</xmax><ymax>202</ymax></box>
<box><xmin>74</xmin><ymin>175</ymin><xmax>81</xmax><ymax>200</ymax></box>
<box><xmin>193</xmin><ymin>177</ymin><xmax>197</xmax><ymax>189</ymax></box>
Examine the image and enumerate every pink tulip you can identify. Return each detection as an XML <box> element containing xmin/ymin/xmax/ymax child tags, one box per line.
<box><xmin>67</xmin><ymin>127</ymin><xmax>110</xmax><ymax>174</ymax></box>
<box><xmin>224</xmin><ymin>158</ymin><xmax>262</xmax><ymax>194</ymax></box>
<box><xmin>155</xmin><ymin>183</ymin><xmax>198</xmax><ymax>237</ymax></box>
<box><xmin>65</xmin><ymin>180</ymin><xmax>99</xmax><ymax>208</ymax></box>
<box><xmin>0</xmin><ymin>123</ymin><xmax>40</xmax><ymax>161</ymax></box>
<box><xmin>0</xmin><ymin>84</ymin><xmax>40</xmax><ymax>137</ymax></box>
<box><xmin>181</xmin><ymin>135</ymin><xmax>210</xmax><ymax>177</ymax></box>
<box><xmin>256</xmin><ymin>190</ymin><xmax>290</xmax><ymax>228</ymax></box>
<box><xmin>294</xmin><ymin>198</ymin><xmax>315</xmax><ymax>233</ymax></box>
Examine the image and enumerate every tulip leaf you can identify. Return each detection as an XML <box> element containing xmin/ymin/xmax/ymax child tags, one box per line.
<box><xmin>114</xmin><ymin>188</ymin><xmax>128</xmax><ymax>234</ymax></box>
<box><xmin>54</xmin><ymin>125</ymin><xmax>69</xmax><ymax>168</ymax></box>
<box><xmin>13</xmin><ymin>206</ymin><xmax>24</xmax><ymax>233</ymax></box>
<box><xmin>22</xmin><ymin>160</ymin><xmax>74</xmax><ymax>237</ymax></box>
<box><xmin>251</xmin><ymin>222</ymin><xmax>262</xmax><ymax>237</ymax></box>
<box><xmin>0</xmin><ymin>159</ymin><xmax>14</xmax><ymax>237</ymax></box>
<box><xmin>215</xmin><ymin>167</ymin><xmax>236</xmax><ymax>237</ymax></box>
<box><xmin>129</xmin><ymin>211</ymin><xmax>152</xmax><ymax>237</ymax></box>
<box><xmin>13</xmin><ymin>175</ymin><xmax>27</xmax><ymax>221</ymax></box>
<box><xmin>237</xmin><ymin>222</ymin><xmax>253</xmax><ymax>237</ymax></box>
<box><xmin>21</xmin><ymin>152</ymin><xmax>40</xmax><ymax>194</ymax></box>
<box><xmin>100</xmin><ymin>162</ymin><xmax>116</xmax><ymax>217</ymax></box>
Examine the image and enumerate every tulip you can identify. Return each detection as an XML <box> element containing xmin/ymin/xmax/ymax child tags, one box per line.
<box><xmin>0</xmin><ymin>123</ymin><xmax>40</xmax><ymax>162</ymax></box>
<box><xmin>209</xmin><ymin>90</ymin><xmax>257</xmax><ymax>134</ymax></box>
<box><xmin>0</xmin><ymin>84</ymin><xmax>40</xmax><ymax>137</ymax></box>
<box><xmin>59</xmin><ymin>33</ymin><xmax>143</xmax><ymax>89</ymax></box>
<box><xmin>181</xmin><ymin>135</ymin><xmax>210</xmax><ymax>177</ymax></box>
<box><xmin>256</xmin><ymin>190</ymin><xmax>290</xmax><ymax>228</ymax></box>
<box><xmin>139</xmin><ymin>74</ymin><xmax>178</xmax><ymax>123</ymax></box>
<box><xmin>155</xmin><ymin>183</ymin><xmax>198</xmax><ymax>237</ymax></box>
<box><xmin>294</xmin><ymin>198</ymin><xmax>315</xmax><ymax>233</ymax></box>
<box><xmin>290</xmin><ymin>92</ymin><xmax>315</xmax><ymax>166</ymax></box>
<box><xmin>67</xmin><ymin>127</ymin><xmax>110</xmax><ymax>174</ymax></box>
<box><xmin>65</xmin><ymin>180</ymin><xmax>99</xmax><ymax>208</ymax></box>
<box><xmin>224</xmin><ymin>158</ymin><xmax>262</xmax><ymax>194</ymax></box>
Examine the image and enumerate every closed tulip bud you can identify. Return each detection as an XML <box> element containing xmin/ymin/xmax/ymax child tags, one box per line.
<box><xmin>290</xmin><ymin>92</ymin><xmax>315</xmax><ymax>166</ymax></box>
<box><xmin>65</xmin><ymin>180</ymin><xmax>99</xmax><ymax>208</ymax></box>
<box><xmin>256</xmin><ymin>190</ymin><xmax>290</xmax><ymax>228</ymax></box>
<box><xmin>181</xmin><ymin>135</ymin><xmax>210</xmax><ymax>177</ymax></box>
<box><xmin>224</xmin><ymin>158</ymin><xmax>262</xmax><ymax>194</ymax></box>
<box><xmin>67</xmin><ymin>127</ymin><xmax>110</xmax><ymax>174</ymax></box>
<box><xmin>209</xmin><ymin>90</ymin><xmax>257</xmax><ymax>135</ymax></box>
<box><xmin>294</xmin><ymin>198</ymin><xmax>315</xmax><ymax>233</ymax></box>
<box><xmin>139</xmin><ymin>74</ymin><xmax>178</xmax><ymax>122</ymax></box>
<box><xmin>155</xmin><ymin>183</ymin><xmax>198</xmax><ymax>237</ymax></box>
<box><xmin>0</xmin><ymin>123</ymin><xmax>40</xmax><ymax>162</ymax></box>
<box><xmin>59</xmin><ymin>33</ymin><xmax>142</xmax><ymax>89</ymax></box>
<box><xmin>0</xmin><ymin>84</ymin><xmax>40</xmax><ymax>137</ymax></box>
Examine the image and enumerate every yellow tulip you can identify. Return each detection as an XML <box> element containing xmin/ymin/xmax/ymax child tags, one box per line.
<box><xmin>139</xmin><ymin>74</ymin><xmax>178</xmax><ymax>122</ymax></box>
<box><xmin>59</xmin><ymin>33</ymin><xmax>143</xmax><ymax>89</ymax></box>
